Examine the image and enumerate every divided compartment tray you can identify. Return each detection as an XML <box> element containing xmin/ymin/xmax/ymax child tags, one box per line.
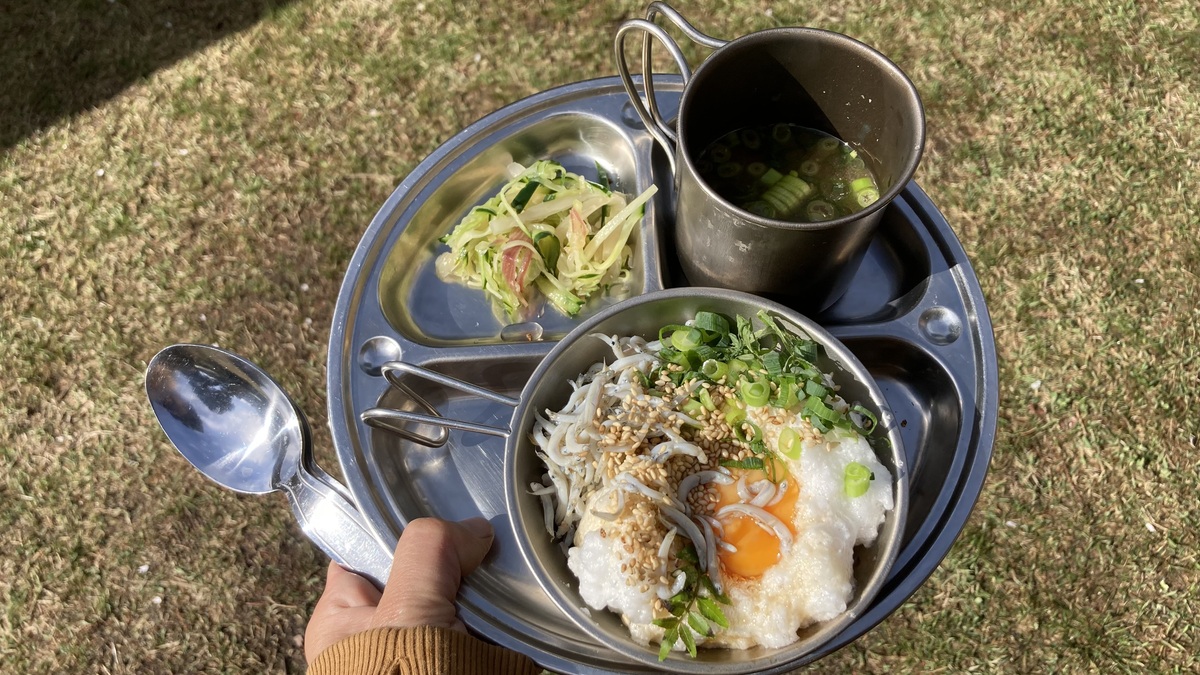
<box><xmin>327</xmin><ymin>76</ymin><xmax>998</xmax><ymax>674</ymax></box>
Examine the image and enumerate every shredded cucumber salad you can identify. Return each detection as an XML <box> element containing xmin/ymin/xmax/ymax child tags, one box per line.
<box><xmin>435</xmin><ymin>160</ymin><xmax>658</xmax><ymax>322</ymax></box>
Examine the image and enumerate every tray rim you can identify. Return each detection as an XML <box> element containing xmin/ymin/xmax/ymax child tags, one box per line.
<box><xmin>326</xmin><ymin>74</ymin><xmax>998</xmax><ymax>673</ymax></box>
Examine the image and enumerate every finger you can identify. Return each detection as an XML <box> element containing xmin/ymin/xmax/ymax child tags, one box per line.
<box><xmin>304</xmin><ymin>562</ymin><xmax>383</xmax><ymax>662</ymax></box>
<box><xmin>324</xmin><ymin>561</ymin><xmax>384</xmax><ymax>607</ymax></box>
<box><xmin>369</xmin><ymin>517</ymin><xmax>494</xmax><ymax>631</ymax></box>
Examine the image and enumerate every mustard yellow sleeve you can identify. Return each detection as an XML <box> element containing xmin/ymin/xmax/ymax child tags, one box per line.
<box><xmin>306</xmin><ymin>625</ymin><xmax>544</xmax><ymax>675</ymax></box>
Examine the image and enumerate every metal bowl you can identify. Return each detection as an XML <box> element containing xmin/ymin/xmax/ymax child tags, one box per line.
<box><xmin>504</xmin><ymin>287</ymin><xmax>908</xmax><ymax>673</ymax></box>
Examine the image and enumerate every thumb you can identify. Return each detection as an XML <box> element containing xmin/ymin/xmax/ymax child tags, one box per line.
<box><xmin>369</xmin><ymin>517</ymin><xmax>494</xmax><ymax>631</ymax></box>
<box><xmin>304</xmin><ymin>562</ymin><xmax>384</xmax><ymax>662</ymax></box>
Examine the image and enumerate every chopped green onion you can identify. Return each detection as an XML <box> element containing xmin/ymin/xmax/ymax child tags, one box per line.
<box><xmin>804</xmin><ymin>395</ymin><xmax>842</xmax><ymax>424</ymax></box>
<box><xmin>701</xmin><ymin>359</ymin><xmax>728</xmax><ymax>382</ymax></box>
<box><xmin>760</xmin><ymin>167</ymin><xmax>783</xmax><ymax>186</ymax></box>
<box><xmin>709</xmin><ymin>144</ymin><xmax>731</xmax><ymax>163</ymax></box>
<box><xmin>739</xmin><ymin>379</ymin><xmax>770</xmax><ymax>407</ymax></box>
<box><xmin>773</xmin><ymin>376</ymin><xmax>800</xmax><ymax>409</ymax></box>
<box><xmin>759</xmin><ymin>174</ymin><xmax>813</xmax><ymax>218</ymax></box>
<box><xmin>671</xmin><ymin>327</ymin><xmax>703</xmax><ymax>351</ymax></box>
<box><xmin>688</xmin><ymin>347</ymin><xmax>715</xmax><ymax>366</ymax></box>
<box><xmin>762</xmin><ymin>351</ymin><xmax>783</xmax><ymax>377</ymax></box>
<box><xmin>817</xmin><ymin>137</ymin><xmax>841</xmax><ymax>155</ymax></box>
<box><xmin>849</xmin><ymin>176</ymin><xmax>875</xmax><ymax>193</ymax></box>
<box><xmin>771</xmin><ymin>124</ymin><xmax>792</xmax><ymax>144</ymax></box>
<box><xmin>666</xmin><ymin>348</ymin><xmax>695</xmax><ymax>369</ymax></box>
<box><xmin>799</xmin><ymin>160</ymin><xmax>821</xmax><ymax>177</ymax></box>
<box><xmin>855</xmin><ymin>188</ymin><xmax>880</xmax><ymax>208</ymax></box>
<box><xmin>732</xmin><ymin>420</ymin><xmax>762</xmax><ymax>444</ymax></box>
<box><xmin>681</xmin><ymin>399</ymin><xmax>705</xmax><ymax>417</ymax></box>
<box><xmin>779</xmin><ymin>427</ymin><xmax>802</xmax><ymax>459</ymax></box>
<box><xmin>717</xmin><ymin>162</ymin><xmax>743</xmax><ymax>178</ymax></box>
<box><xmin>727</xmin><ymin>359</ymin><xmax>749</xmax><ymax>379</ymax></box>
<box><xmin>844</xmin><ymin>461</ymin><xmax>874</xmax><ymax>497</ymax></box>
<box><xmin>697</xmin><ymin>387</ymin><xmax>716</xmax><ymax>411</ymax></box>
<box><xmin>850</xmin><ymin>403</ymin><xmax>879</xmax><ymax>432</ymax></box>
<box><xmin>657</xmin><ymin>323</ymin><xmax>690</xmax><ymax>343</ymax></box>
<box><xmin>804</xmin><ymin>379</ymin><xmax>828</xmax><ymax>398</ymax></box>
<box><xmin>806</xmin><ymin>199</ymin><xmax>837</xmax><ymax>222</ymax></box>
<box><xmin>741</xmin><ymin>200</ymin><xmax>777</xmax><ymax>218</ymax></box>
<box><xmin>693</xmin><ymin>311</ymin><xmax>730</xmax><ymax>336</ymax></box>
<box><xmin>723</xmin><ymin>404</ymin><xmax>746</xmax><ymax>426</ymax></box>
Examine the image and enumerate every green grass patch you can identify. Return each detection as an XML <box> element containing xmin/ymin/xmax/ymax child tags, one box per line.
<box><xmin>2</xmin><ymin>0</ymin><xmax>1198</xmax><ymax>672</ymax></box>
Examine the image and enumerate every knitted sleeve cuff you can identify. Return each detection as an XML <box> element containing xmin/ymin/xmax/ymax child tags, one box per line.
<box><xmin>307</xmin><ymin>625</ymin><xmax>543</xmax><ymax>675</ymax></box>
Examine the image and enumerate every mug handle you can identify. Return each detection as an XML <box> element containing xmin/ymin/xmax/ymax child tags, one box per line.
<box><xmin>615</xmin><ymin>2</ymin><xmax>726</xmax><ymax>171</ymax></box>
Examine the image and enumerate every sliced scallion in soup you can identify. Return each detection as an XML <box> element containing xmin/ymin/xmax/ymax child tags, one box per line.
<box><xmin>696</xmin><ymin>124</ymin><xmax>881</xmax><ymax>223</ymax></box>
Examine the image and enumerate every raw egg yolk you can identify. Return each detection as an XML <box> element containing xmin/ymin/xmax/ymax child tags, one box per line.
<box><xmin>713</xmin><ymin>463</ymin><xmax>798</xmax><ymax>579</ymax></box>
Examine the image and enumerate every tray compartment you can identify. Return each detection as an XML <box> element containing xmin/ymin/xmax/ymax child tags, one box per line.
<box><xmin>843</xmin><ymin>336</ymin><xmax>963</xmax><ymax>550</ymax></box>
<box><xmin>365</xmin><ymin>352</ymin><xmax>602</xmax><ymax>644</ymax></box>
<box><xmin>367</xmin><ymin>353</ymin><xmax>537</xmax><ymax>521</ymax></box>
<box><xmin>377</xmin><ymin>112</ymin><xmax>649</xmax><ymax>346</ymax></box>
<box><xmin>817</xmin><ymin>201</ymin><xmax>933</xmax><ymax>323</ymax></box>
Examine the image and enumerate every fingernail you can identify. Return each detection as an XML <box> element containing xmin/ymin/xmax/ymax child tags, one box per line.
<box><xmin>460</xmin><ymin>517</ymin><xmax>493</xmax><ymax>540</ymax></box>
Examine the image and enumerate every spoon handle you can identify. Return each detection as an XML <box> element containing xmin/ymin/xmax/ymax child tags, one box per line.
<box><xmin>285</xmin><ymin>469</ymin><xmax>393</xmax><ymax>589</ymax></box>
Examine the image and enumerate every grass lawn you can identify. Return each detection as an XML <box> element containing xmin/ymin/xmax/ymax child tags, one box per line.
<box><xmin>2</xmin><ymin>0</ymin><xmax>1197</xmax><ymax>672</ymax></box>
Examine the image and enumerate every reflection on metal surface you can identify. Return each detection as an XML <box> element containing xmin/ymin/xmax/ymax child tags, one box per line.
<box><xmin>500</xmin><ymin>321</ymin><xmax>545</xmax><ymax>342</ymax></box>
<box><xmin>919</xmin><ymin>306</ymin><xmax>964</xmax><ymax>345</ymax></box>
<box><xmin>146</xmin><ymin>345</ymin><xmax>395</xmax><ymax>589</ymax></box>
<box><xmin>326</xmin><ymin>76</ymin><xmax>998</xmax><ymax>674</ymax></box>
<box><xmin>357</xmin><ymin>336</ymin><xmax>403</xmax><ymax>376</ymax></box>
<box><xmin>146</xmin><ymin>345</ymin><xmax>301</xmax><ymax>496</ymax></box>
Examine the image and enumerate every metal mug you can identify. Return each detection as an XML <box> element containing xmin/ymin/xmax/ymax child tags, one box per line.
<box><xmin>615</xmin><ymin>3</ymin><xmax>925</xmax><ymax>312</ymax></box>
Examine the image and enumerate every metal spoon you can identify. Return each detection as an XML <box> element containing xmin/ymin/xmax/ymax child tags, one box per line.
<box><xmin>145</xmin><ymin>344</ymin><xmax>393</xmax><ymax>588</ymax></box>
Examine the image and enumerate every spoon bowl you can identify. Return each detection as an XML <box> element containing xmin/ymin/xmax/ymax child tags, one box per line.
<box><xmin>145</xmin><ymin>345</ymin><xmax>303</xmax><ymax>495</ymax></box>
<box><xmin>145</xmin><ymin>344</ymin><xmax>393</xmax><ymax>588</ymax></box>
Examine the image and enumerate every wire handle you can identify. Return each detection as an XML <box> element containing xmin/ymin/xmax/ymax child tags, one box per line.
<box><xmin>614</xmin><ymin>2</ymin><xmax>727</xmax><ymax>171</ymax></box>
<box><xmin>361</xmin><ymin>360</ymin><xmax>518</xmax><ymax>446</ymax></box>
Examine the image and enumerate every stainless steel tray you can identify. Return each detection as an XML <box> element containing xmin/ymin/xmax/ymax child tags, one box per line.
<box><xmin>326</xmin><ymin>76</ymin><xmax>998</xmax><ymax>674</ymax></box>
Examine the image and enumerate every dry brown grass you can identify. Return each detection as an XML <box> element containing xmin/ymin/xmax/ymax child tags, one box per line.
<box><xmin>2</xmin><ymin>0</ymin><xmax>1198</xmax><ymax>672</ymax></box>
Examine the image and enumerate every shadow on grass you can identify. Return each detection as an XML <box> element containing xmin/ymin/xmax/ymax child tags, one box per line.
<box><xmin>0</xmin><ymin>0</ymin><xmax>299</xmax><ymax>151</ymax></box>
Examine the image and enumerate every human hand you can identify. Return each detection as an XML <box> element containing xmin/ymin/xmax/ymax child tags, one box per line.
<box><xmin>303</xmin><ymin>516</ymin><xmax>495</xmax><ymax>663</ymax></box>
